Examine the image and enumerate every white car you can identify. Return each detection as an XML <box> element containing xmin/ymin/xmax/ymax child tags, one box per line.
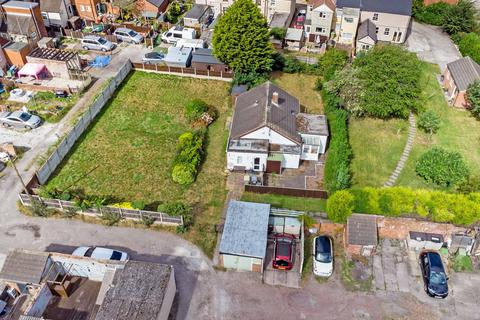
<box><xmin>313</xmin><ymin>236</ymin><xmax>333</xmax><ymax>277</ymax></box>
<box><xmin>72</xmin><ymin>246</ymin><xmax>129</xmax><ymax>261</ymax></box>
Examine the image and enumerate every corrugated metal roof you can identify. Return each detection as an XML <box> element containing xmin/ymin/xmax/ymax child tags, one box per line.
<box><xmin>192</xmin><ymin>48</ymin><xmax>223</xmax><ymax>65</ymax></box>
<box><xmin>219</xmin><ymin>201</ymin><xmax>270</xmax><ymax>258</ymax></box>
<box><xmin>447</xmin><ymin>56</ymin><xmax>480</xmax><ymax>91</ymax></box>
<box><xmin>0</xmin><ymin>249</ymin><xmax>48</xmax><ymax>284</ymax></box>
<box><xmin>337</xmin><ymin>0</ymin><xmax>412</xmax><ymax>16</ymax></box>
<box><xmin>347</xmin><ymin>214</ymin><xmax>378</xmax><ymax>246</ymax></box>
<box><xmin>230</xmin><ymin>82</ymin><xmax>301</xmax><ymax>144</ymax></box>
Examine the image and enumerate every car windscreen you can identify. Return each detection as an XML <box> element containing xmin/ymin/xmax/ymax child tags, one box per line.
<box><xmin>430</xmin><ymin>271</ymin><xmax>447</xmax><ymax>285</ymax></box>
<box><xmin>315</xmin><ymin>237</ymin><xmax>332</xmax><ymax>262</ymax></box>
<box><xmin>110</xmin><ymin>251</ymin><xmax>122</xmax><ymax>260</ymax></box>
<box><xmin>315</xmin><ymin>252</ymin><xmax>332</xmax><ymax>263</ymax></box>
<box><xmin>84</xmin><ymin>247</ymin><xmax>95</xmax><ymax>257</ymax></box>
<box><xmin>128</xmin><ymin>30</ymin><xmax>138</xmax><ymax>37</ymax></box>
<box><xmin>98</xmin><ymin>38</ymin><xmax>107</xmax><ymax>44</ymax></box>
<box><xmin>19</xmin><ymin>112</ymin><xmax>31</xmax><ymax>121</ymax></box>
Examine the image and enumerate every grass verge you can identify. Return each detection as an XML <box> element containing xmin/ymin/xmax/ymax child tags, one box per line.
<box><xmin>241</xmin><ymin>192</ymin><xmax>326</xmax><ymax>212</ymax></box>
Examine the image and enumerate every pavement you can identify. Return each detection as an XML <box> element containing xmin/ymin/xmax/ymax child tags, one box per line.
<box><xmin>406</xmin><ymin>21</ymin><xmax>461</xmax><ymax>72</ymax></box>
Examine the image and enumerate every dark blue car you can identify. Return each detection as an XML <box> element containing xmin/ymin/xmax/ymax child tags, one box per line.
<box><xmin>420</xmin><ymin>251</ymin><xmax>449</xmax><ymax>299</ymax></box>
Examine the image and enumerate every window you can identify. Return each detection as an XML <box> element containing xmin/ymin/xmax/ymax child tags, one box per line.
<box><xmin>344</xmin><ymin>17</ymin><xmax>353</xmax><ymax>23</ymax></box>
<box><xmin>41</xmin><ymin>12</ymin><xmax>48</xmax><ymax>19</ymax></box>
<box><xmin>86</xmin><ymin>5</ymin><xmax>91</xmax><ymax>12</ymax></box>
<box><xmin>342</xmin><ymin>32</ymin><xmax>352</xmax><ymax>39</ymax></box>
<box><xmin>79</xmin><ymin>4</ymin><xmax>85</xmax><ymax>11</ymax></box>
<box><xmin>254</xmin><ymin>158</ymin><xmax>261</xmax><ymax>170</ymax></box>
<box><xmin>310</xmin><ymin>146</ymin><xmax>319</xmax><ymax>154</ymax></box>
<box><xmin>384</xmin><ymin>28</ymin><xmax>390</xmax><ymax>35</ymax></box>
<box><xmin>236</xmin><ymin>156</ymin><xmax>242</xmax><ymax>164</ymax></box>
<box><xmin>270</xmin><ymin>0</ymin><xmax>275</xmax><ymax>6</ymax></box>
<box><xmin>362</xmin><ymin>44</ymin><xmax>370</xmax><ymax>50</ymax></box>
<box><xmin>305</xmin><ymin>26</ymin><xmax>311</xmax><ymax>33</ymax></box>
<box><xmin>375</xmin><ymin>27</ymin><xmax>379</xmax><ymax>34</ymax></box>
<box><xmin>319</xmin><ymin>12</ymin><xmax>326</xmax><ymax>18</ymax></box>
<box><xmin>396</xmin><ymin>32</ymin><xmax>402</xmax><ymax>42</ymax></box>
<box><xmin>372</xmin><ymin>13</ymin><xmax>378</xmax><ymax>21</ymax></box>
<box><xmin>315</xmin><ymin>27</ymin><xmax>325</xmax><ymax>33</ymax></box>
<box><xmin>303</xmin><ymin>146</ymin><xmax>309</xmax><ymax>153</ymax></box>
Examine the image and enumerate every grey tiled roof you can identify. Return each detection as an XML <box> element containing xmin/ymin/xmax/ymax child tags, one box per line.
<box><xmin>184</xmin><ymin>4</ymin><xmax>209</xmax><ymax>20</ymax></box>
<box><xmin>357</xmin><ymin>19</ymin><xmax>377</xmax><ymax>42</ymax></box>
<box><xmin>219</xmin><ymin>201</ymin><xmax>270</xmax><ymax>259</ymax></box>
<box><xmin>347</xmin><ymin>214</ymin><xmax>378</xmax><ymax>246</ymax></box>
<box><xmin>192</xmin><ymin>48</ymin><xmax>223</xmax><ymax>65</ymax></box>
<box><xmin>447</xmin><ymin>56</ymin><xmax>480</xmax><ymax>91</ymax></box>
<box><xmin>230</xmin><ymin>82</ymin><xmax>301</xmax><ymax>144</ymax></box>
<box><xmin>146</xmin><ymin>0</ymin><xmax>167</xmax><ymax>8</ymax></box>
<box><xmin>40</xmin><ymin>0</ymin><xmax>62</xmax><ymax>13</ymax></box>
<box><xmin>0</xmin><ymin>250</ymin><xmax>48</xmax><ymax>284</ymax></box>
<box><xmin>336</xmin><ymin>0</ymin><xmax>412</xmax><ymax>16</ymax></box>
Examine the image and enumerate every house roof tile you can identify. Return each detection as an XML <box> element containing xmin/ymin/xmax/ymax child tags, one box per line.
<box><xmin>347</xmin><ymin>214</ymin><xmax>378</xmax><ymax>246</ymax></box>
<box><xmin>447</xmin><ymin>56</ymin><xmax>480</xmax><ymax>91</ymax></box>
<box><xmin>357</xmin><ymin>19</ymin><xmax>377</xmax><ymax>42</ymax></box>
<box><xmin>336</xmin><ymin>0</ymin><xmax>412</xmax><ymax>16</ymax></box>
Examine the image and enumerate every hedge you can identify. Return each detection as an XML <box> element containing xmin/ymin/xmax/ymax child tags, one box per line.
<box><xmin>458</xmin><ymin>32</ymin><xmax>480</xmax><ymax>65</ymax></box>
<box><xmin>327</xmin><ymin>187</ymin><xmax>480</xmax><ymax>226</ymax></box>
<box><xmin>321</xmin><ymin>88</ymin><xmax>352</xmax><ymax>193</ymax></box>
<box><xmin>171</xmin><ymin>130</ymin><xmax>206</xmax><ymax>185</ymax></box>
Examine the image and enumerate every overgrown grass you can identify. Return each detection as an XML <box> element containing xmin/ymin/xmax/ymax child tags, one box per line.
<box><xmin>241</xmin><ymin>192</ymin><xmax>326</xmax><ymax>212</ymax></box>
<box><xmin>271</xmin><ymin>72</ymin><xmax>323</xmax><ymax>114</ymax></box>
<box><xmin>46</xmin><ymin>72</ymin><xmax>231</xmax><ymax>257</ymax></box>
<box><xmin>349</xmin><ymin>62</ymin><xmax>480</xmax><ymax>190</ymax></box>
<box><xmin>28</xmin><ymin>91</ymin><xmax>79</xmax><ymax>123</ymax></box>
<box><xmin>452</xmin><ymin>254</ymin><xmax>474</xmax><ymax>272</ymax></box>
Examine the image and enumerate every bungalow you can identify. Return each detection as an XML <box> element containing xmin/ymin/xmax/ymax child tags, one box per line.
<box><xmin>226</xmin><ymin>82</ymin><xmax>328</xmax><ymax>173</ymax></box>
<box><xmin>183</xmin><ymin>4</ymin><xmax>214</xmax><ymax>29</ymax></box>
<box><xmin>443</xmin><ymin>56</ymin><xmax>480</xmax><ymax>108</ymax></box>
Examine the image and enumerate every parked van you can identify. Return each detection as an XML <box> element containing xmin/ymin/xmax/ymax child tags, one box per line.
<box><xmin>81</xmin><ymin>35</ymin><xmax>115</xmax><ymax>52</ymax></box>
<box><xmin>113</xmin><ymin>27</ymin><xmax>144</xmax><ymax>44</ymax></box>
<box><xmin>161</xmin><ymin>26</ymin><xmax>196</xmax><ymax>44</ymax></box>
<box><xmin>175</xmin><ymin>38</ymin><xmax>207</xmax><ymax>50</ymax></box>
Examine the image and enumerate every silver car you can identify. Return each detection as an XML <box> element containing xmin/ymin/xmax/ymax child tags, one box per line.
<box><xmin>0</xmin><ymin>111</ymin><xmax>41</xmax><ymax>129</ymax></box>
<box><xmin>113</xmin><ymin>27</ymin><xmax>144</xmax><ymax>44</ymax></box>
<box><xmin>81</xmin><ymin>35</ymin><xmax>115</xmax><ymax>52</ymax></box>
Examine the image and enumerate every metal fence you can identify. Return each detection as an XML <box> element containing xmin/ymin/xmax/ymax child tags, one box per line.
<box><xmin>131</xmin><ymin>62</ymin><xmax>234</xmax><ymax>81</ymax></box>
<box><xmin>35</xmin><ymin>61</ymin><xmax>132</xmax><ymax>185</ymax></box>
<box><xmin>244</xmin><ymin>185</ymin><xmax>328</xmax><ymax>199</ymax></box>
<box><xmin>18</xmin><ymin>194</ymin><xmax>183</xmax><ymax>226</ymax></box>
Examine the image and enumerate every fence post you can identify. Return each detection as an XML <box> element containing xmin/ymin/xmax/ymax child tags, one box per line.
<box><xmin>207</xmin><ymin>69</ymin><xmax>210</xmax><ymax>79</ymax></box>
<box><xmin>118</xmin><ymin>207</ymin><xmax>123</xmax><ymax>218</ymax></box>
<box><xmin>159</xmin><ymin>213</ymin><xmax>163</xmax><ymax>224</ymax></box>
<box><xmin>18</xmin><ymin>194</ymin><xmax>25</xmax><ymax>206</ymax></box>
<box><xmin>180</xmin><ymin>215</ymin><xmax>184</xmax><ymax>226</ymax></box>
<box><xmin>58</xmin><ymin>199</ymin><xmax>63</xmax><ymax>211</ymax></box>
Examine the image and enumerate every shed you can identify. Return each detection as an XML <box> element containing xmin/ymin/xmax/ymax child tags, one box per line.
<box><xmin>219</xmin><ymin>200</ymin><xmax>271</xmax><ymax>272</ymax></box>
<box><xmin>27</xmin><ymin>47</ymin><xmax>82</xmax><ymax>79</ymax></box>
<box><xmin>3</xmin><ymin>42</ymin><xmax>31</xmax><ymax>67</ymax></box>
<box><xmin>408</xmin><ymin>231</ymin><xmax>444</xmax><ymax>251</ymax></box>
<box><xmin>284</xmin><ymin>28</ymin><xmax>304</xmax><ymax>51</ymax></box>
<box><xmin>191</xmin><ymin>48</ymin><xmax>228</xmax><ymax>72</ymax></box>
<box><xmin>346</xmin><ymin>214</ymin><xmax>378</xmax><ymax>256</ymax></box>
<box><xmin>0</xmin><ymin>249</ymin><xmax>49</xmax><ymax>284</ymax></box>
<box><xmin>164</xmin><ymin>46</ymin><xmax>192</xmax><ymax>68</ymax></box>
<box><xmin>183</xmin><ymin>4</ymin><xmax>213</xmax><ymax>29</ymax></box>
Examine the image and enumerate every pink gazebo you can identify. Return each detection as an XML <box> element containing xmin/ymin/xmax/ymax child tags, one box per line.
<box><xmin>17</xmin><ymin>63</ymin><xmax>48</xmax><ymax>80</ymax></box>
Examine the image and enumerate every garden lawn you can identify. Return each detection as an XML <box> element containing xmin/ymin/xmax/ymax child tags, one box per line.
<box><xmin>272</xmin><ymin>72</ymin><xmax>323</xmax><ymax>113</ymax></box>
<box><xmin>241</xmin><ymin>192</ymin><xmax>326</xmax><ymax>212</ymax></box>
<box><xmin>349</xmin><ymin>62</ymin><xmax>480</xmax><ymax>190</ymax></box>
<box><xmin>46</xmin><ymin>71</ymin><xmax>230</xmax><ymax>256</ymax></box>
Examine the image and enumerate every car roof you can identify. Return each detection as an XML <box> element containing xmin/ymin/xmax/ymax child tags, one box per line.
<box><xmin>315</xmin><ymin>236</ymin><xmax>331</xmax><ymax>253</ymax></box>
<box><xmin>10</xmin><ymin>111</ymin><xmax>25</xmax><ymax>117</ymax></box>
<box><xmin>426</xmin><ymin>252</ymin><xmax>444</xmax><ymax>270</ymax></box>
<box><xmin>115</xmin><ymin>27</ymin><xmax>132</xmax><ymax>32</ymax></box>
<box><xmin>83</xmin><ymin>35</ymin><xmax>102</xmax><ymax>41</ymax></box>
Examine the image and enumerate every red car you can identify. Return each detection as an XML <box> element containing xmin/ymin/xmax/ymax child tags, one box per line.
<box><xmin>273</xmin><ymin>234</ymin><xmax>295</xmax><ymax>270</ymax></box>
<box><xmin>294</xmin><ymin>14</ymin><xmax>305</xmax><ymax>29</ymax></box>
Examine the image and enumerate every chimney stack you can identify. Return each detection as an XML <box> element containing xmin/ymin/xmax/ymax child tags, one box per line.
<box><xmin>272</xmin><ymin>91</ymin><xmax>279</xmax><ymax>105</ymax></box>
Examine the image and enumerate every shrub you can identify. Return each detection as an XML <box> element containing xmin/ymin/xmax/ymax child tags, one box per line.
<box><xmin>442</xmin><ymin>0</ymin><xmax>477</xmax><ymax>35</ymax></box>
<box><xmin>326</xmin><ymin>190</ymin><xmax>354</xmax><ymax>223</ymax></box>
<box><xmin>317</xmin><ymin>48</ymin><xmax>348</xmax><ymax>81</ymax></box>
<box><xmin>172</xmin><ymin>163</ymin><xmax>196</xmax><ymax>185</ymax></box>
<box><xmin>283</xmin><ymin>55</ymin><xmax>307</xmax><ymax>73</ymax></box>
<box><xmin>417</xmin><ymin>111</ymin><xmax>441</xmax><ymax>137</ymax></box>
<box><xmin>100</xmin><ymin>209</ymin><xmax>122</xmax><ymax>226</ymax></box>
<box><xmin>270</xmin><ymin>27</ymin><xmax>287</xmax><ymax>40</ymax></box>
<box><xmin>158</xmin><ymin>201</ymin><xmax>193</xmax><ymax>226</ymax></box>
<box><xmin>466</xmin><ymin>80</ymin><xmax>480</xmax><ymax>118</ymax></box>
<box><xmin>185</xmin><ymin>99</ymin><xmax>208</xmax><ymax>122</ymax></box>
<box><xmin>414</xmin><ymin>1</ymin><xmax>451</xmax><ymax>26</ymax></box>
<box><xmin>232</xmin><ymin>71</ymin><xmax>268</xmax><ymax>89</ymax></box>
<box><xmin>458</xmin><ymin>33</ymin><xmax>480</xmax><ymax>65</ymax></box>
<box><xmin>171</xmin><ymin>130</ymin><xmax>205</xmax><ymax>185</ymax></box>
<box><xmin>141</xmin><ymin>214</ymin><xmax>156</xmax><ymax>227</ymax></box>
<box><xmin>132</xmin><ymin>200</ymin><xmax>145</xmax><ymax>210</ymax></box>
<box><xmin>415</xmin><ymin>147</ymin><xmax>470</xmax><ymax>187</ymax></box>
<box><xmin>29</xmin><ymin>199</ymin><xmax>51</xmax><ymax>217</ymax></box>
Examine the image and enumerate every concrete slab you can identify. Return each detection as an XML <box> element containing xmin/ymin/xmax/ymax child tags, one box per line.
<box><xmin>373</xmin><ymin>255</ymin><xmax>385</xmax><ymax>290</ymax></box>
<box><xmin>383</xmin><ymin>254</ymin><xmax>398</xmax><ymax>292</ymax></box>
<box><xmin>396</xmin><ymin>262</ymin><xmax>410</xmax><ymax>293</ymax></box>
<box><xmin>407</xmin><ymin>250</ymin><xmax>421</xmax><ymax>277</ymax></box>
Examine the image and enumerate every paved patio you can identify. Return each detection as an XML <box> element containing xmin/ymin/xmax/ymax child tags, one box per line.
<box><xmin>265</xmin><ymin>158</ymin><xmax>324</xmax><ymax>190</ymax></box>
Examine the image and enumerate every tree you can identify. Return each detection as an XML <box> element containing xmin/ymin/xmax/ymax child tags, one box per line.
<box><xmin>415</xmin><ymin>147</ymin><xmax>470</xmax><ymax>187</ymax></box>
<box><xmin>442</xmin><ymin>0</ymin><xmax>477</xmax><ymax>35</ymax></box>
<box><xmin>316</xmin><ymin>48</ymin><xmax>348</xmax><ymax>81</ymax></box>
<box><xmin>458</xmin><ymin>33</ymin><xmax>480</xmax><ymax>65</ymax></box>
<box><xmin>326</xmin><ymin>190</ymin><xmax>355</xmax><ymax>223</ymax></box>
<box><xmin>270</xmin><ymin>27</ymin><xmax>287</xmax><ymax>40</ymax></box>
<box><xmin>326</xmin><ymin>65</ymin><xmax>364</xmax><ymax>116</ymax></box>
<box><xmin>417</xmin><ymin>111</ymin><xmax>441</xmax><ymax>138</ymax></box>
<box><xmin>212</xmin><ymin>0</ymin><xmax>274</xmax><ymax>74</ymax></box>
<box><xmin>466</xmin><ymin>80</ymin><xmax>480</xmax><ymax>119</ymax></box>
<box><xmin>185</xmin><ymin>99</ymin><xmax>208</xmax><ymax>122</ymax></box>
<box><xmin>352</xmin><ymin>44</ymin><xmax>421</xmax><ymax>119</ymax></box>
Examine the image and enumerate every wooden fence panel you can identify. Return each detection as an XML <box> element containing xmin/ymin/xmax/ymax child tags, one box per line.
<box><xmin>244</xmin><ymin>185</ymin><xmax>328</xmax><ymax>199</ymax></box>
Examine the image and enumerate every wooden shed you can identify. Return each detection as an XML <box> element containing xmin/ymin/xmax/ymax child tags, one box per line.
<box><xmin>191</xmin><ymin>48</ymin><xmax>229</xmax><ymax>72</ymax></box>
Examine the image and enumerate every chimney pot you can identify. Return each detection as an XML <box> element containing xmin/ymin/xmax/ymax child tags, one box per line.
<box><xmin>272</xmin><ymin>91</ymin><xmax>279</xmax><ymax>105</ymax></box>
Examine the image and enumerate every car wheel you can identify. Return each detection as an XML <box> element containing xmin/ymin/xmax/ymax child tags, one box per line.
<box><xmin>24</xmin><ymin>125</ymin><xmax>32</xmax><ymax>130</ymax></box>
<box><xmin>82</xmin><ymin>46</ymin><xmax>89</xmax><ymax>50</ymax></box>
<box><xmin>101</xmin><ymin>48</ymin><xmax>106</xmax><ymax>52</ymax></box>
<box><xmin>2</xmin><ymin>122</ymin><xmax>10</xmax><ymax>127</ymax></box>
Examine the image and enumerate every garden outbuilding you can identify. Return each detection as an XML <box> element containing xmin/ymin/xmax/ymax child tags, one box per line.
<box><xmin>219</xmin><ymin>200</ymin><xmax>271</xmax><ymax>272</ymax></box>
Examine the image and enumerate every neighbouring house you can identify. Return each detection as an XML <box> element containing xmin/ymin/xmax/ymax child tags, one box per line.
<box><xmin>0</xmin><ymin>249</ymin><xmax>176</xmax><ymax>320</ymax></box>
<box><xmin>346</xmin><ymin>214</ymin><xmax>378</xmax><ymax>256</ymax></box>
<box><xmin>355</xmin><ymin>19</ymin><xmax>376</xmax><ymax>52</ymax></box>
<box><xmin>3</xmin><ymin>42</ymin><xmax>31</xmax><ymax>67</ymax></box>
<box><xmin>137</xmin><ymin>0</ymin><xmax>169</xmax><ymax>19</ymax></box>
<box><xmin>191</xmin><ymin>48</ymin><xmax>229</xmax><ymax>72</ymax></box>
<box><xmin>183</xmin><ymin>4</ymin><xmax>214</xmax><ymax>29</ymax></box>
<box><xmin>284</xmin><ymin>27</ymin><xmax>304</xmax><ymax>51</ymax></box>
<box><xmin>219</xmin><ymin>200</ymin><xmax>271</xmax><ymax>272</ymax></box>
<box><xmin>164</xmin><ymin>46</ymin><xmax>193</xmax><ymax>68</ymax></box>
<box><xmin>305</xmin><ymin>0</ymin><xmax>335</xmax><ymax>46</ymax></box>
<box><xmin>443</xmin><ymin>56</ymin><xmax>480</xmax><ymax>108</ymax></box>
<box><xmin>336</xmin><ymin>0</ymin><xmax>412</xmax><ymax>46</ymax></box>
<box><xmin>0</xmin><ymin>1</ymin><xmax>48</xmax><ymax>45</ymax></box>
<box><xmin>226</xmin><ymin>82</ymin><xmax>328</xmax><ymax>173</ymax></box>
<box><xmin>71</xmin><ymin>0</ymin><xmax>118</xmax><ymax>22</ymax></box>
<box><xmin>27</xmin><ymin>47</ymin><xmax>88</xmax><ymax>80</ymax></box>
<box><xmin>39</xmin><ymin>0</ymin><xmax>75</xmax><ymax>31</ymax></box>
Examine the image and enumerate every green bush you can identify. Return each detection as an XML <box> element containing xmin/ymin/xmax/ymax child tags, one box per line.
<box><xmin>171</xmin><ymin>130</ymin><xmax>205</xmax><ymax>185</ymax></box>
<box><xmin>458</xmin><ymin>33</ymin><xmax>480</xmax><ymax>65</ymax></box>
<box><xmin>185</xmin><ymin>99</ymin><xmax>208</xmax><ymax>122</ymax></box>
<box><xmin>270</xmin><ymin>27</ymin><xmax>287</xmax><ymax>40</ymax></box>
<box><xmin>317</xmin><ymin>48</ymin><xmax>348</xmax><ymax>81</ymax></box>
<box><xmin>283</xmin><ymin>55</ymin><xmax>306</xmax><ymax>73</ymax></box>
<box><xmin>415</xmin><ymin>147</ymin><xmax>470</xmax><ymax>187</ymax></box>
<box><xmin>466</xmin><ymin>80</ymin><xmax>480</xmax><ymax>118</ymax></box>
<box><xmin>414</xmin><ymin>2</ymin><xmax>451</xmax><ymax>25</ymax></box>
<box><xmin>232</xmin><ymin>71</ymin><xmax>268</xmax><ymax>89</ymax></box>
<box><xmin>442</xmin><ymin>0</ymin><xmax>477</xmax><ymax>35</ymax></box>
<box><xmin>326</xmin><ymin>190</ymin><xmax>354</xmax><ymax>223</ymax></box>
<box><xmin>348</xmin><ymin>187</ymin><xmax>480</xmax><ymax>225</ymax></box>
<box><xmin>132</xmin><ymin>200</ymin><xmax>145</xmax><ymax>210</ymax></box>
<box><xmin>158</xmin><ymin>201</ymin><xmax>193</xmax><ymax>226</ymax></box>
<box><xmin>172</xmin><ymin>163</ymin><xmax>196</xmax><ymax>185</ymax></box>
<box><xmin>417</xmin><ymin>110</ymin><xmax>441</xmax><ymax>136</ymax></box>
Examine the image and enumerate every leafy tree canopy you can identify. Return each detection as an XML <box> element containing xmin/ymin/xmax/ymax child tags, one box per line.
<box><xmin>458</xmin><ymin>33</ymin><xmax>480</xmax><ymax>65</ymax></box>
<box><xmin>467</xmin><ymin>80</ymin><xmax>480</xmax><ymax>119</ymax></box>
<box><xmin>418</xmin><ymin>110</ymin><xmax>441</xmax><ymax>136</ymax></box>
<box><xmin>212</xmin><ymin>0</ymin><xmax>274</xmax><ymax>74</ymax></box>
<box><xmin>442</xmin><ymin>0</ymin><xmax>478</xmax><ymax>35</ymax></box>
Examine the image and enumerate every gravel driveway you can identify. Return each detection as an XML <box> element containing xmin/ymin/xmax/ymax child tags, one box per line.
<box><xmin>406</xmin><ymin>21</ymin><xmax>461</xmax><ymax>72</ymax></box>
